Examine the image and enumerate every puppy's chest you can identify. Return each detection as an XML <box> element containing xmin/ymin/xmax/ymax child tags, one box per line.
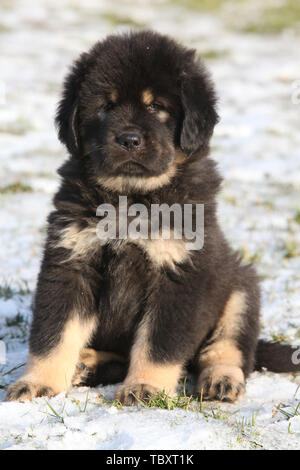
<box><xmin>110</xmin><ymin>237</ymin><xmax>189</xmax><ymax>269</ymax></box>
<box><xmin>59</xmin><ymin>220</ymin><xmax>190</xmax><ymax>269</ymax></box>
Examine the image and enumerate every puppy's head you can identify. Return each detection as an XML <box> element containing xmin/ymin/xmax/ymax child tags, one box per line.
<box><xmin>56</xmin><ymin>31</ymin><xmax>218</xmax><ymax>189</ymax></box>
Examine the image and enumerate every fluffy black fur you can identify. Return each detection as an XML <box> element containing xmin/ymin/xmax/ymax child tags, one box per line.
<box><xmin>6</xmin><ymin>31</ymin><xmax>299</xmax><ymax>404</ymax></box>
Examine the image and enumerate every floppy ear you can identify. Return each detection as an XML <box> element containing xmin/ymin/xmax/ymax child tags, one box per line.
<box><xmin>55</xmin><ymin>53</ymin><xmax>90</xmax><ymax>157</ymax></box>
<box><xmin>180</xmin><ymin>69</ymin><xmax>219</xmax><ymax>156</ymax></box>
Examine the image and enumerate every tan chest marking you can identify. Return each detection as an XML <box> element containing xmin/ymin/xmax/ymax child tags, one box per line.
<box><xmin>58</xmin><ymin>221</ymin><xmax>190</xmax><ymax>270</ymax></box>
<box><xmin>133</xmin><ymin>237</ymin><xmax>190</xmax><ymax>269</ymax></box>
<box><xmin>57</xmin><ymin>223</ymin><xmax>101</xmax><ymax>260</ymax></box>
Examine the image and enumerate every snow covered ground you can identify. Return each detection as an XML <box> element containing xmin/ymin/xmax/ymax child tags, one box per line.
<box><xmin>0</xmin><ymin>0</ymin><xmax>300</xmax><ymax>450</ymax></box>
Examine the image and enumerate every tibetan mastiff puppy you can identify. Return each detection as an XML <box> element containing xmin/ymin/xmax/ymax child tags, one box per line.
<box><xmin>7</xmin><ymin>31</ymin><xmax>299</xmax><ymax>404</ymax></box>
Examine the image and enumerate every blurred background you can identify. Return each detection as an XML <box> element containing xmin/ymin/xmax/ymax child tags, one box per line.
<box><xmin>0</xmin><ymin>0</ymin><xmax>299</xmax><ymax>343</ymax></box>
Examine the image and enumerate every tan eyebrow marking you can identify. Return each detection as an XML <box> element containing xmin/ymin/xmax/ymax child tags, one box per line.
<box><xmin>110</xmin><ymin>89</ymin><xmax>118</xmax><ymax>103</ymax></box>
<box><xmin>142</xmin><ymin>88</ymin><xmax>154</xmax><ymax>105</ymax></box>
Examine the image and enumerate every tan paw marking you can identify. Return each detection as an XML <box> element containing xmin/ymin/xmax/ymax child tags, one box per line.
<box><xmin>115</xmin><ymin>383</ymin><xmax>160</xmax><ymax>406</ymax></box>
<box><xmin>196</xmin><ymin>365</ymin><xmax>245</xmax><ymax>403</ymax></box>
<box><xmin>6</xmin><ymin>380</ymin><xmax>55</xmax><ymax>402</ymax></box>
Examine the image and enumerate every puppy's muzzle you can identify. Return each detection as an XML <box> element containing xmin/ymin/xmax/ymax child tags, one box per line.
<box><xmin>117</xmin><ymin>132</ymin><xmax>143</xmax><ymax>151</ymax></box>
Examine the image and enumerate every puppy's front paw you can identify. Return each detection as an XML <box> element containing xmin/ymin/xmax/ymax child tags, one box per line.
<box><xmin>115</xmin><ymin>383</ymin><xmax>160</xmax><ymax>406</ymax></box>
<box><xmin>6</xmin><ymin>380</ymin><xmax>55</xmax><ymax>402</ymax></box>
<box><xmin>196</xmin><ymin>365</ymin><xmax>245</xmax><ymax>403</ymax></box>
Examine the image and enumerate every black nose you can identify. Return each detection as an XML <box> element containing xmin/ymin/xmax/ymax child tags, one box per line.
<box><xmin>117</xmin><ymin>132</ymin><xmax>142</xmax><ymax>150</ymax></box>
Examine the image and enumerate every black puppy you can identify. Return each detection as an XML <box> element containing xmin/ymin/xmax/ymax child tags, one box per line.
<box><xmin>6</xmin><ymin>31</ymin><xmax>299</xmax><ymax>404</ymax></box>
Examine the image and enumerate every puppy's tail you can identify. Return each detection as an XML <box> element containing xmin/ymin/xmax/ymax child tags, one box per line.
<box><xmin>254</xmin><ymin>339</ymin><xmax>300</xmax><ymax>373</ymax></box>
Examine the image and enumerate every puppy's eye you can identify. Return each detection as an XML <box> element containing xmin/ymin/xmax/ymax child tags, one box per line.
<box><xmin>104</xmin><ymin>102</ymin><xmax>115</xmax><ymax>112</ymax></box>
<box><xmin>146</xmin><ymin>102</ymin><xmax>165</xmax><ymax>113</ymax></box>
<box><xmin>97</xmin><ymin>102</ymin><xmax>114</xmax><ymax>118</ymax></box>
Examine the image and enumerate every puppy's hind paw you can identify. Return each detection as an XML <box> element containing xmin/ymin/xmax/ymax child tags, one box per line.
<box><xmin>196</xmin><ymin>365</ymin><xmax>245</xmax><ymax>403</ymax></box>
<box><xmin>6</xmin><ymin>380</ymin><xmax>55</xmax><ymax>402</ymax></box>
